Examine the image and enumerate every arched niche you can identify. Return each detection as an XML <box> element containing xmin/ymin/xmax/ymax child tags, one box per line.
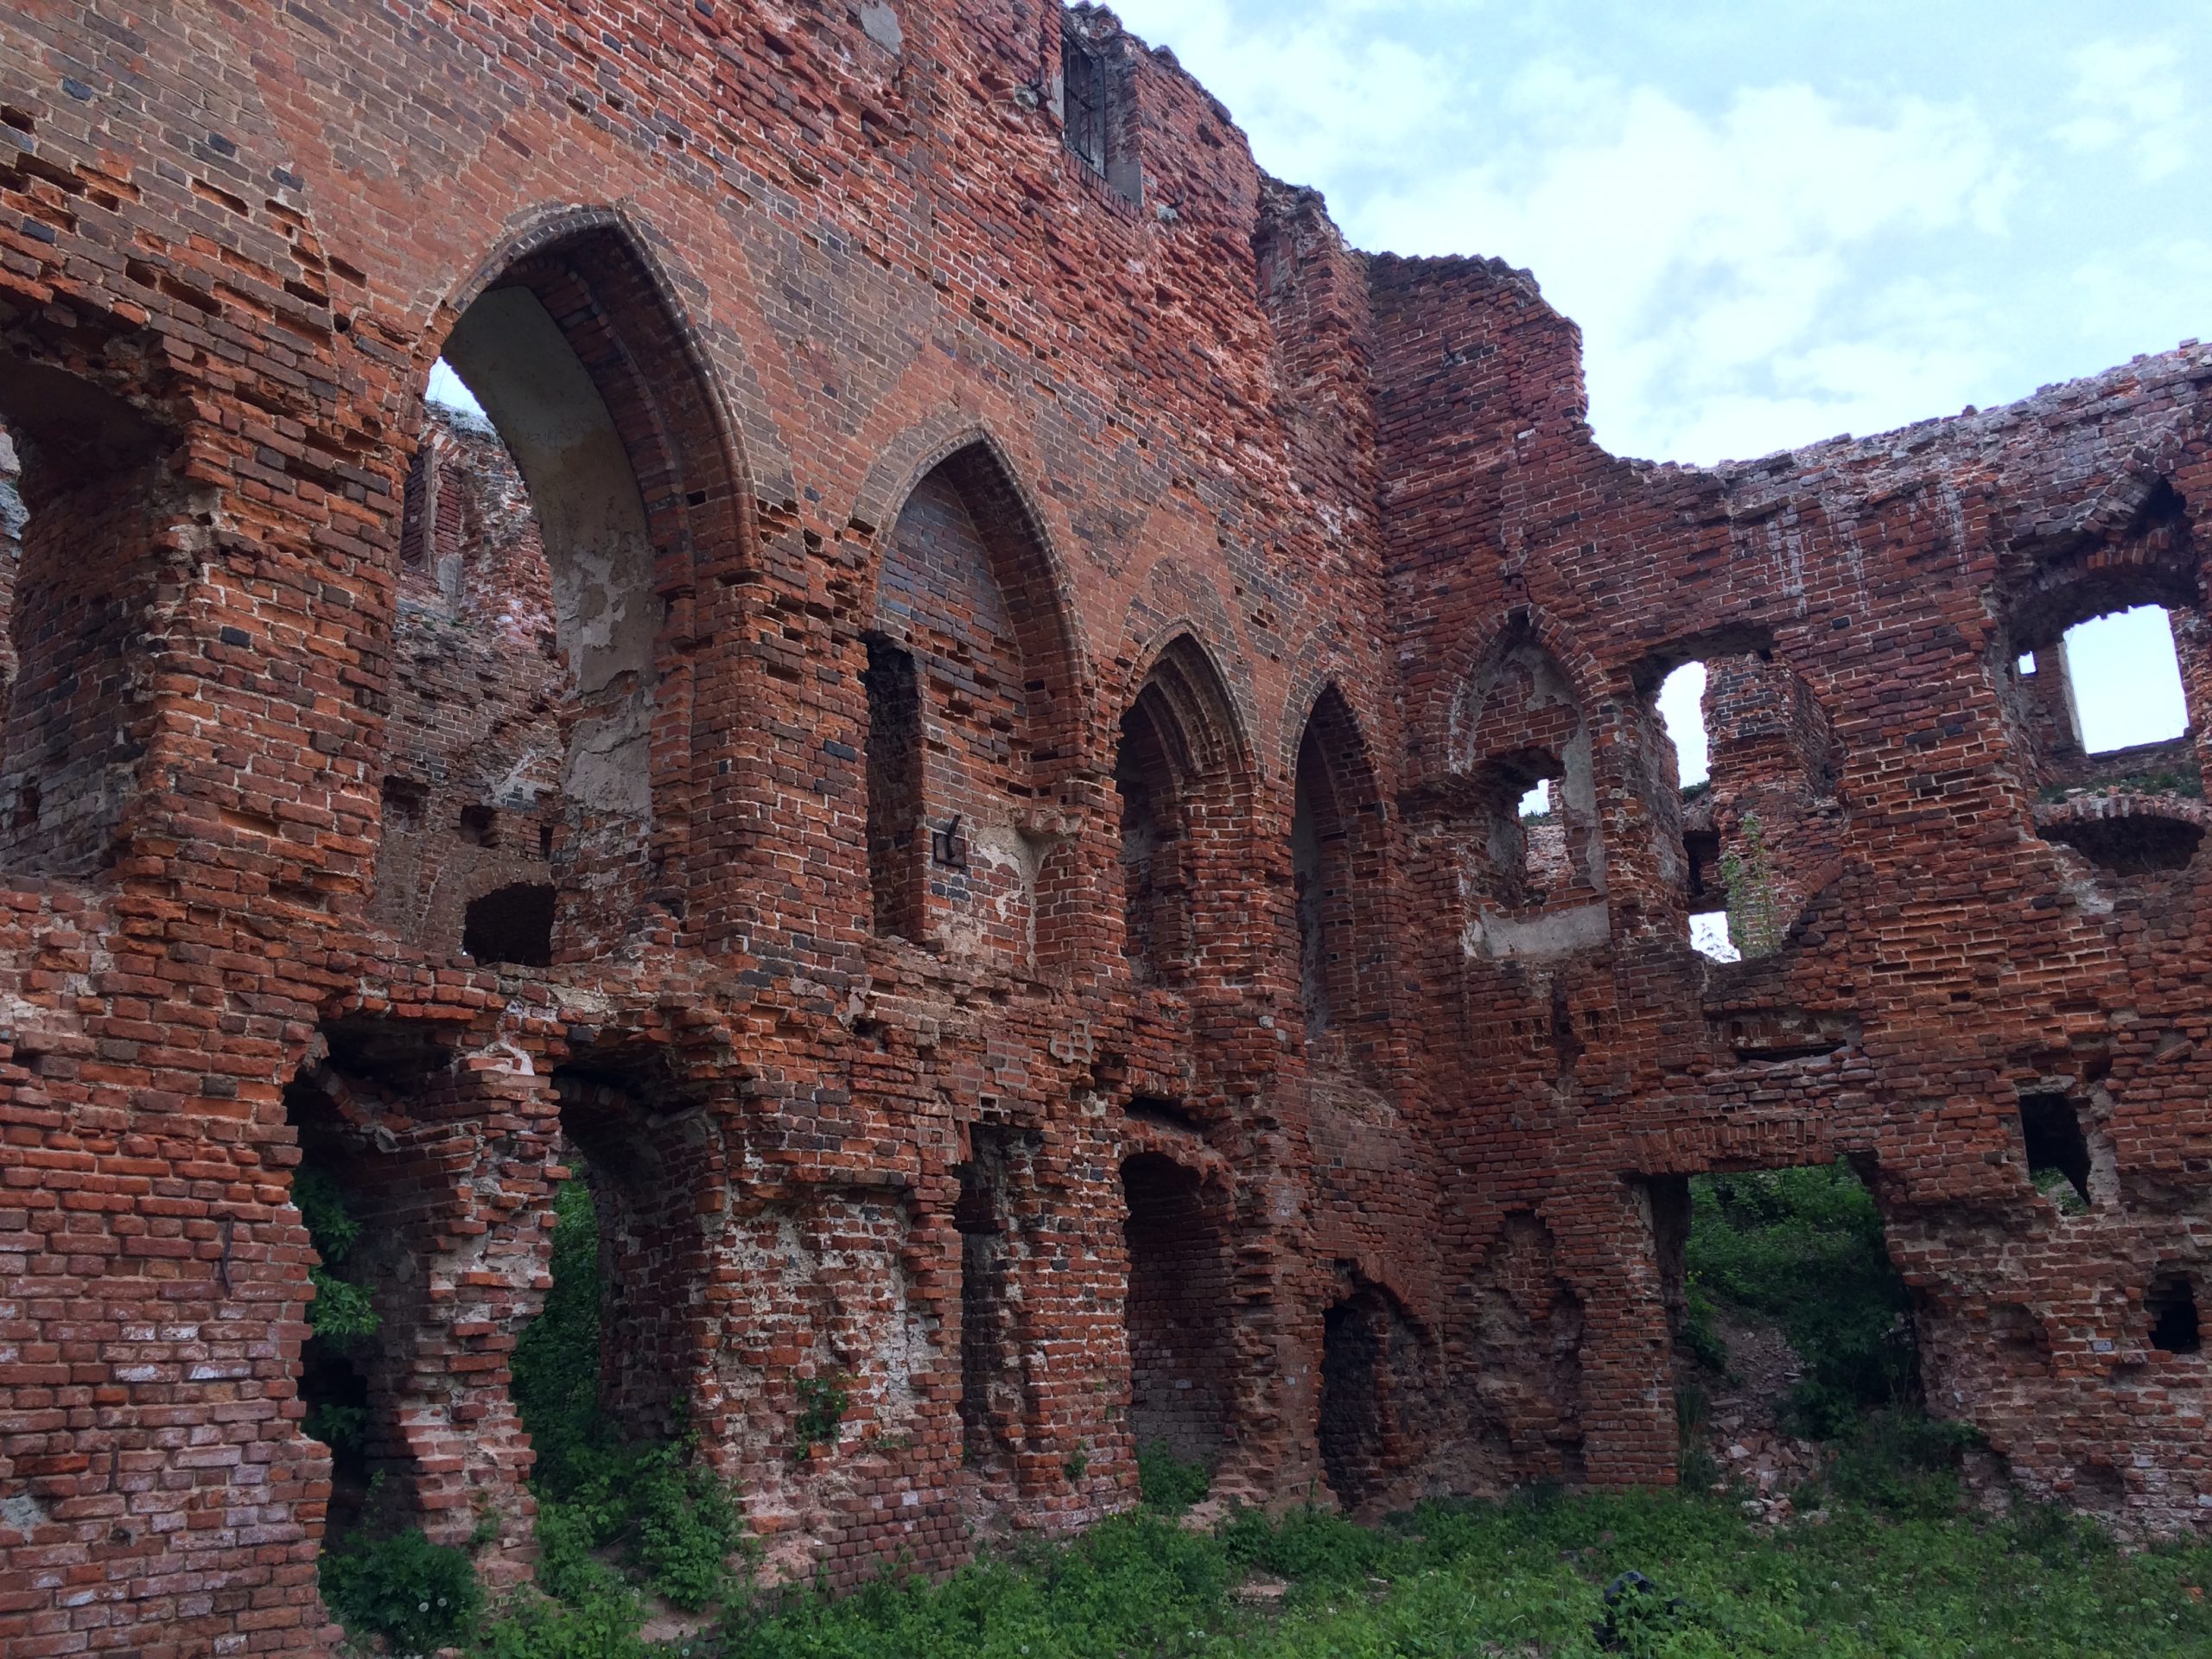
<box><xmin>385</xmin><ymin>218</ymin><xmax>743</xmax><ymax>963</ymax></box>
<box><xmin>861</xmin><ymin>437</ymin><xmax>1084</xmax><ymax>967</ymax></box>
<box><xmin>1318</xmin><ymin>1277</ymin><xmax>1438</xmax><ymax>1514</ymax></box>
<box><xmin>1291</xmin><ymin>683</ymin><xmax>1387</xmax><ymax>1051</ymax></box>
<box><xmin>1116</xmin><ymin>632</ymin><xmax>1249</xmax><ymax>988</ymax></box>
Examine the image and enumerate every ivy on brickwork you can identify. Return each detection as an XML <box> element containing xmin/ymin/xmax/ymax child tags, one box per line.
<box><xmin>1719</xmin><ymin>811</ymin><xmax>1784</xmax><ymax>959</ymax></box>
<box><xmin>296</xmin><ymin>1166</ymin><xmax>378</xmax><ymax>1345</ymax></box>
<box><xmin>792</xmin><ymin>1375</ymin><xmax>851</xmax><ymax>1462</ymax></box>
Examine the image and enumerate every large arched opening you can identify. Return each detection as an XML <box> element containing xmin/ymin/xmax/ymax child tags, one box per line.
<box><xmin>373</xmin><ymin>219</ymin><xmax>742</xmax><ymax>964</ymax></box>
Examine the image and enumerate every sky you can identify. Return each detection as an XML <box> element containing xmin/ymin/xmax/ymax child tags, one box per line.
<box><xmin>1111</xmin><ymin>0</ymin><xmax>2209</xmax><ymax>466</ymax></box>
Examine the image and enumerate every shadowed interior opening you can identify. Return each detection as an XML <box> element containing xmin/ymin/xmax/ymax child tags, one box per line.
<box><xmin>1122</xmin><ymin>1153</ymin><xmax>1231</xmax><ymax>1474</ymax></box>
<box><xmin>463</xmin><ymin>881</ymin><xmax>556</xmax><ymax>967</ymax></box>
<box><xmin>2150</xmin><ymin>1274</ymin><xmax>2202</xmax><ymax>1356</ymax></box>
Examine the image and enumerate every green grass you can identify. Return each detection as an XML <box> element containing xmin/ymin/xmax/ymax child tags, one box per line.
<box><xmin>709</xmin><ymin>1491</ymin><xmax>2212</xmax><ymax>1658</ymax></box>
<box><xmin>321</xmin><ymin>1174</ymin><xmax>751</xmax><ymax>1657</ymax></box>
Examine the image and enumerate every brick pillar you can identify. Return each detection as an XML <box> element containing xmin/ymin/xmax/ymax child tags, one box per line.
<box><xmin>298</xmin><ymin>1045</ymin><xmax>560</xmax><ymax>1587</ymax></box>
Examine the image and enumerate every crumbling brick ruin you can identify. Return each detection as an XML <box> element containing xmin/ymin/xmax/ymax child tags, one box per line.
<box><xmin>2</xmin><ymin>2</ymin><xmax>2209</xmax><ymax>1650</ymax></box>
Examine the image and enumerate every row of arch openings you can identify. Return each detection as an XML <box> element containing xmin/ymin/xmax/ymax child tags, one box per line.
<box><xmin>3</xmin><ymin>209</ymin><xmax>1394</xmax><ymax>1038</ymax></box>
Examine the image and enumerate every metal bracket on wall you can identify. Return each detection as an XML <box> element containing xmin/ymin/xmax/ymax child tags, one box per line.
<box><xmin>931</xmin><ymin>814</ymin><xmax>967</xmax><ymax>868</ymax></box>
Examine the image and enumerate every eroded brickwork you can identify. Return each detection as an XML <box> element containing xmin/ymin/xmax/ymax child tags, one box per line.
<box><xmin>0</xmin><ymin>3</ymin><xmax>2207</xmax><ymax>1651</ymax></box>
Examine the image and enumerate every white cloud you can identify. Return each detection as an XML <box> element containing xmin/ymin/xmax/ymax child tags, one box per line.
<box><xmin>2055</xmin><ymin>39</ymin><xmax>2195</xmax><ymax>181</ymax></box>
<box><xmin>1111</xmin><ymin>1</ymin><xmax>2208</xmax><ymax>463</ymax></box>
<box><xmin>1355</xmin><ymin>76</ymin><xmax>2016</xmax><ymax>458</ymax></box>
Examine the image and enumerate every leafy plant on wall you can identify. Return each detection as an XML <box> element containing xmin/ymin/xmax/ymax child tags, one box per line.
<box><xmin>1720</xmin><ymin>811</ymin><xmax>1785</xmax><ymax>959</ymax></box>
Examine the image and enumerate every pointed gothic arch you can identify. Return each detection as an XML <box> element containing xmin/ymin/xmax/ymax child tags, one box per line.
<box><xmin>1455</xmin><ymin>617</ymin><xmax>1605</xmax><ymax>909</ymax></box>
<box><xmin>388</xmin><ymin>209</ymin><xmax>747</xmax><ymax>963</ymax></box>
<box><xmin>1291</xmin><ymin>683</ymin><xmax>1387</xmax><ymax>1046</ymax></box>
<box><xmin>1116</xmin><ymin>631</ymin><xmax>1250</xmax><ymax>986</ymax></box>
<box><xmin>860</xmin><ymin>434</ymin><xmax>1087</xmax><ymax>963</ymax></box>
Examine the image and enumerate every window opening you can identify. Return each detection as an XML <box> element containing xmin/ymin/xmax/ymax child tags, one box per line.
<box><xmin>866</xmin><ymin>448</ymin><xmax>1075</xmax><ymax>968</ymax></box>
<box><xmin>1499</xmin><ymin>756</ymin><xmax>1569</xmax><ymax>907</ymax></box>
<box><xmin>1291</xmin><ymin>692</ymin><xmax>1376</xmax><ymax>1045</ymax></box>
<box><xmin>1292</xmin><ymin>752</ymin><xmax>1329</xmax><ymax>1033</ymax></box>
<box><xmin>380</xmin><ymin>776</ymin><xmax>427</xmax><ymax>832</ymax></box>
<box><xmin>1063</xmin><ymin>33</ymin><xmax>1108</xmax><ymax>175</ymax></box>
<box><xmin>1689</xmin><ymin>913</ymin><xmax>1738</xmax><ymax>962</ymax></box>
<box><xmin>0</xmin><ymin>366</ymin><xmax>175</xmax><ymax>878</ymax></box>
<box><xmin>380</xmin><ymin>261</ymin><xmax>681</xmax><ymax>963</ymax></box>
<box><xmin>863</xmin><ymin>633</ymin><xmax>925</xmax><ymax>940</ymax></box>
<box><xmin>1658</xmin><ymin>661</ymin><xmax>1743</xmax><ymax>963</ymax></box>
<box><xmin>463</xmin><ymin>880</ymin><xmax>555</xmax><ymax>967</ymax></box>
<box><xmin>2018</xmin><ymin>1093</ymin><xmax>2094</xmax><ymax>1211</ymax></box>
<box><xmin>2063</xmin><ymin>606</ymin><xmax>2187</xmax><ymax>755</ymax></box>
<box><xmin>1656</xmin><ymin>662</ymin><xmax>1712</xmax><ymax>789</ymax></box>
<box><xmin>1649</xmin><ymin>652</ymin><xmax>1837</xmax><ymax>963</ymax></box>
<box><xmin>1459</xmin><ymin>629</ymin><xmax>1601</xmax><ymax>922</ymax></box>
<box><xmin>382</xmin><ymin>225</ymin><xmax>739</xmax><ymax>966</ymax></box>
<box><xmin>1116</xmin><ymin>694</ymin><xmax>1186</xmax><ymax>982</ymax></box>
<box><xmin>1058</xmin><ymin>22</ymin><xmax>1140</xmax><ymax>201</ymax></box>
<box><xmin>2150</xmin><ymin>1274</ymin><xmax>2201</xmax><ymax>1355</ymax></box>
<box><xmin>2041</xmin><ymin>811</ymin><xmax>2204</xmax><ymax>875</ymax></box>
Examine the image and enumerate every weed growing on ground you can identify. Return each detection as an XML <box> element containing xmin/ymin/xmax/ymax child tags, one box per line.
<box><xmin>319</xmin><ymin>1174</ymin><xmax>751</xmax><ymax>1656</ymax></box>
<box><xmin>320</xmin><ymin>1525</ymin><xmax>480</xmax><ymax>1654</ymax></box>
<box><xmin>1685</xmin><ymin>1162</ymin><xmax>1916</xmax><ymax>1436</ymax></box>
<box><xmin>1138</xmin><ymin>1442</ymin><xmax>1213</xmax><ymax>1513</ymax></box>
<box><xmin>708</xmin><ymin>1489</ymin><xmax>2212</xmax><ymax>1658</ymax></box>
<box><xmin>484</xmin><ymin>1173</ymin><xmax>752</xmax><ymax>1650</ymax></box>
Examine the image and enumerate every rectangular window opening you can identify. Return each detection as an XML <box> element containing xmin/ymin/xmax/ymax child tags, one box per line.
<box><xmin>2018</xmin><ymin>1092</ymin><xmax>2094</xmax><ymax>1212</ymax></box>
<box><xmin>2064</xmin><ymin>605</ymin><xmax>2188</xmax><ymax>755</ymax></box>
<box><xmin>1060</xmin><ymin>26</ymin><xmax>1140</xmax><ymax>203</ymax></box>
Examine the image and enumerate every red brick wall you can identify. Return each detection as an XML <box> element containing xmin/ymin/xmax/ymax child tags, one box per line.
<box><xmin>0</xmin><ymin>2</ymin><xmax>2208</xmax><ymax>1651</ymax></box>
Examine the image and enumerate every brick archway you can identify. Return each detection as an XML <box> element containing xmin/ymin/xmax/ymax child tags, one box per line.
<box><xmin>397</xmin><ymin>213</ymin><xmax>750</xmax><ymax>960</ymax></box>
